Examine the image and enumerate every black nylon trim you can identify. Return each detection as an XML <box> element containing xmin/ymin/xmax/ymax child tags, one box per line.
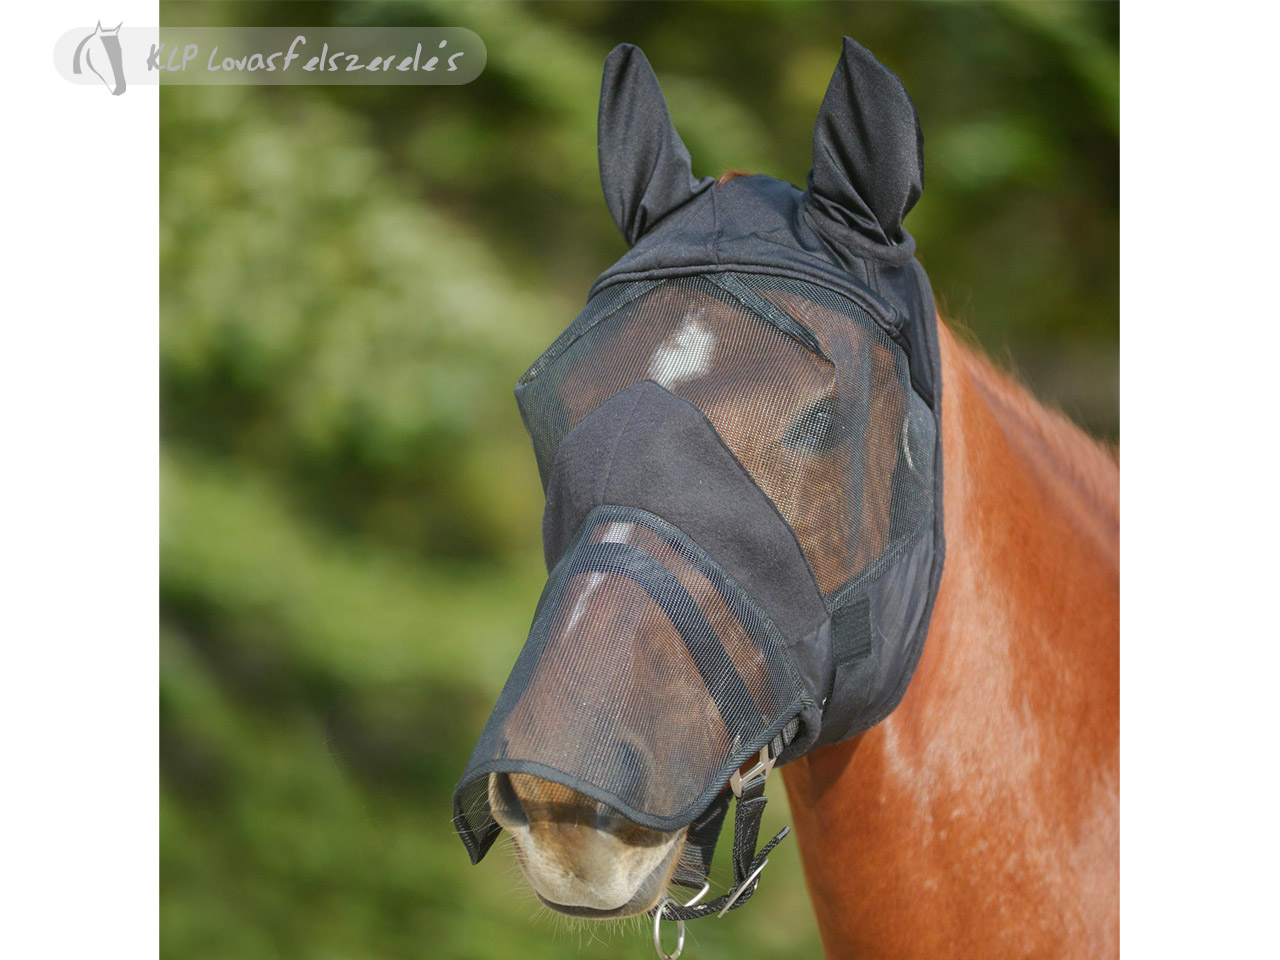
<box><xmin>454</xmin><ymin>700</ymin><xmax>804</xmax><ymax>839</ymax></box>
<box><xmin>708</xmin><ymin>273</ymin><xmax>829</xmax><ymax>360</ymax></box>
<box><xmin>588</xmin><ymin>264</ymin><xmax>913</xmax><ymax>366</ymax></box>
<box><xmin>452</xmin><ymin>810</ymin><xmax>501</xmax><ymax>866</ymax></box>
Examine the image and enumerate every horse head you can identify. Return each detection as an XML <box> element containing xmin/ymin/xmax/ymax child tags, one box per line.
<box><xmin>73</xmin><ymin>21</ymin><xmax>126</xmax><ymax>96</ymax></box>
<box><xmin>455</xmin><ymin>38</ymin><xmax>945</xmax><ymax>929</ymax></box>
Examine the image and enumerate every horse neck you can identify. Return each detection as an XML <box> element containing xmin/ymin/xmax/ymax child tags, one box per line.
<box><xmin>781</xmin><ymin>323</ymin><xmax>1119</xmax><ymax>959</ymax></box>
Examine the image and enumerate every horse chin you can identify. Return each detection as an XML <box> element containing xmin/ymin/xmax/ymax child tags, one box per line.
<box><xmin>505</xmin><ymin>824</ymin><xmax>686</xmax><ymax>919</ymax></box>
<box><xmin>530</xmin><ymin>834</ymin><xmax>684</xmax><ymax>919</ymax></box>
<box><xmin>488</xmin><ymin>774</ymin><xmax>687</xmax><ymax>918</ymax></box>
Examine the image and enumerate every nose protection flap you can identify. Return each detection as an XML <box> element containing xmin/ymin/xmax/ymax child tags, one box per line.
<box><xmin>544</xmin><ymin>380</ymin><xmax>829</xmax><ymax>646</ymax></box>
<box><xmin>453</xmin><ymin>383</ymin><xmax>827</xmax><ymax>864</ymax></box>
<box><xmin>452</xmin><ymin>503</ymin><xmax>810</xmax><ymax>863</ymax></box>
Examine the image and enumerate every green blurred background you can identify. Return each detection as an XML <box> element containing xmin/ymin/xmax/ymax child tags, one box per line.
<box><xmin>160</xmin><ymin>2</ymin><xmax>1117</xmax><ymax>958</ymax></box>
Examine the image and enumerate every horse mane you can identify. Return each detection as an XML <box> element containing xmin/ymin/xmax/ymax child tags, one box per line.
<box><xmin>949</xmin><ymin>322</ymin><xmax>1119</xmax><ymax>536</ymax></box>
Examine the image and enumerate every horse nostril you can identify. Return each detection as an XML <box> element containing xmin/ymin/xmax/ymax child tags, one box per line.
<box><xmin>491</xmin><ymin>772</ymin><xmax>528</xmax><ymax>827</ymax></box>
<box><xmin>591</xmin><ymin>741</ymin><xmax>648</xmax><ymax>833</ymax></box>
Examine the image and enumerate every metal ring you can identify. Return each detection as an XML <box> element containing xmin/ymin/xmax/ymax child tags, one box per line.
<box><xmin>652</xmin><ymin>897</ymin><xmax>685</xmax><ymax>960</ymax></box>
<box><xmin>683</xmin><ymin>880</ymin><xmax>711</xmax><ymax>907</ymax></box>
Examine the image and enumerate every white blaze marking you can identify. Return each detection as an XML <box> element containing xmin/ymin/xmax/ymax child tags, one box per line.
<box><xmin>647</xmin><ymin>309</ymin><xmax>715</xmax><ymax>387</ymax></box>
<box><xmin>599</xmin><ymin>522</ymin><xmax>634</xmax><ymax>543</ymax></box>
<box><xmin>560</xmin><ymin>571</ymin><xmax>605</xmax><ymax>637</ymax></box>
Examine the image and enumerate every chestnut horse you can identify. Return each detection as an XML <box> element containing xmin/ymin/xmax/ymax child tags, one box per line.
<box><xmin>490</xmin><ymin>301</ymin><xmax>1119</xmax><ymax>957</ymax></box>
<box><xmin>482</xmin><ymin>33</ymin><xmax>1119</xmax><ymax>952</ymax></box>
<box><xmin>781</xmin><ymin>322</ymin><xmax>1119</xmax><ymax>958</ymax></box>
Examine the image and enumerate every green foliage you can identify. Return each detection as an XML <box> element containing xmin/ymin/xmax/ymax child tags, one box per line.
<box><xmin>161</xmin><ymin>3</ymin><xmax>1116</xmax><ymax>958</ymax></box>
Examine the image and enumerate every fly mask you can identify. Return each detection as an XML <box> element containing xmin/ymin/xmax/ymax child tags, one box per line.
<box><xmin>453</xmin><ymin>36</ymin><xmax>946</xmax><ymax>927</ymax></box>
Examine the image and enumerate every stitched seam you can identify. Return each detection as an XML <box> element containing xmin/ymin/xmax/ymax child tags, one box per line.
<box><xmin>588</xmin><ymin>264</ymin><xmax>911</xmax><ymax>348</ymax></box>
<box><xmin>711</xmin><ymin>184</ymin><xmax>722</xmax><ymax>264</ymax></box>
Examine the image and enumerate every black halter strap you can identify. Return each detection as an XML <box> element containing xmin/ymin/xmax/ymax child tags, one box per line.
<box><xmin>650</xmin><ymin>724</ymin><xmax>795</xmax><ymax>923</ymax></box>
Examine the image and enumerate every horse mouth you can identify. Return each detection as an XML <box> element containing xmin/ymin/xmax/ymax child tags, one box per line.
<box><xmin>531</xmin><ymin>834</ymin><xmax>685</xmax><ymax>919</ymax></box>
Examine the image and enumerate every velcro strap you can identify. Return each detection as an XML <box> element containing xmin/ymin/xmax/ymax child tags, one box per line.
<box><xmin>831</xmin><ymin>596</ymin><xmax>872</xmax><ymax>664</ymax></box>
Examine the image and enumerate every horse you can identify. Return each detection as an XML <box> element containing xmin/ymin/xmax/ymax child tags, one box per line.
<box><xmin>464</xmin><ymin>40</ymin><xmax>1118</xmax><ymax>959</ymax></box>
<box><xmin>779</xmin><ymin>326</ymin><xmax>1119</xmax><ymax>958</ymax></box>
<box><xmin>72</xmin><ymin>21</ymin><xmax>127</xmax><ymax>96</ymax></box>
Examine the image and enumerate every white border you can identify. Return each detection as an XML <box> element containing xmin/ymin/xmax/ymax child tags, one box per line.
<box><xmin>1122</xmin><ymin>3</ymin><xmax>1279</xmax><ymax>956</ymax></box>
<box><xmin>5</xmin><ymin>2</ymin><xmax>158</xmax><ymax>957</ymax></box>
<box><xmin>7</xmin><ymin>2</ymin><xmax>1280</xmax><ymax>957</ymax></box>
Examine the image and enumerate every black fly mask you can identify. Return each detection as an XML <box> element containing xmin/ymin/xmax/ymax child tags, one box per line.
<box><xmin>453</xmin><ymin>37</ymin><xmax>945</xmax><ymax>928</ymax></box>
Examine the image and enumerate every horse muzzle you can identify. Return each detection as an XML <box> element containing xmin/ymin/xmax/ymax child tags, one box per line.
<box><xmin>453</xmin><ymin>502</ymin><xmax>809</xmax><ymax>866</ymax></box>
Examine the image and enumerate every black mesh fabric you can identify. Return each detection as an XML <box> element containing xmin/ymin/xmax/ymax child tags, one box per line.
<box><xmin>453</xmin><ymin>272</ymin><xmax>936</xmax><ymax>863</ymax></box>
<box><xmin>518</xmin><ymin>273</ymin><xmax>934</xmax><ymax>596</ymax></box>
<box><xmin>453</xmin><ymin>504</ymin><xmax>807</xmax><ymax>862</ymax></box>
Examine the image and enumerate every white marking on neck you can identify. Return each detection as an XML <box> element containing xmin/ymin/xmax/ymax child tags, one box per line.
<box><xmin>647</xmin><ymin>309</ymin><xmax>715</xmax><ymax>388</ymax></box>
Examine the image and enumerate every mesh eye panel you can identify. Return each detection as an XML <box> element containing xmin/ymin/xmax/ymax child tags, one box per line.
<box><xmin>453</xmin><ymin>505</ymin><xmax>806</xmax><ymax>861</ymax></box>
<box><xmin>515</xmin><ymin>272</ymin><xmax>935</xmax><ymax>596</ymax></box>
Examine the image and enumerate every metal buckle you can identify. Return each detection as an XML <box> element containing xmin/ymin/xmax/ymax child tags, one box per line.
<box><xmin>729</xmin><ymin>744</ymin><xmax>776</xmax><ymax>798</ymax></box>
<box><xmin>716</xmin><ymin>858</ymin><xmax>769</xmax><ymax>918</ymax></box>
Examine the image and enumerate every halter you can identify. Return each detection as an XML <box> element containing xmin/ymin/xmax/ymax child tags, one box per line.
<box><xmin>652</xmin><ymin>743</ymin><xmax>788</xmax><ymax>959</ymax></box>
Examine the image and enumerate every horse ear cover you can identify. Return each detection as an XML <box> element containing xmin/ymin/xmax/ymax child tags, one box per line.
<box><xmin>806</xmin><ymin>37</ymin><xmax>924</xmax><ymax>254</ymax></box>
<box><xmin>598</xmin><ymin>44</ymin><xmax>715</xmax><ymax>246</ymax></box>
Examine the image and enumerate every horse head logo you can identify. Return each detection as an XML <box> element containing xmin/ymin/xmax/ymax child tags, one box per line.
<box><xmin>72</xmin><ymin>21</ymin><xmax>126</xmax><ymax>96</ymax></box>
